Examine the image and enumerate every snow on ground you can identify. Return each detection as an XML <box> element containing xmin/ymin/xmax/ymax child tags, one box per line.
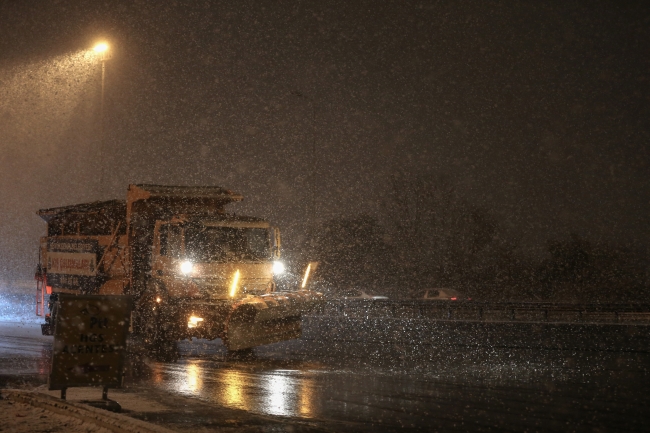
<box><xmin>0</xmin><ymin>396</ymin><xmax>114</xmax><ymax>433</ymax></box>
<box><xmin>0</xmin><ymin>389</ymin><xmax>175</xmax><ymax>433</ymax></box>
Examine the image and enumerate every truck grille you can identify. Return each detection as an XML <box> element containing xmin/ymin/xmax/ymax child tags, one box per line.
<box><xmin>193</xmin><ymin>278</ymin><xmax>271</xmax><ymax>299</ymax></box>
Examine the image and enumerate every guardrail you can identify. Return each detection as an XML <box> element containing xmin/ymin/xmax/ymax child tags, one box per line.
<box><xmin>309</xmin><ymin>300</ymin><xmax>650</xmax><ymax>325</ymax></box>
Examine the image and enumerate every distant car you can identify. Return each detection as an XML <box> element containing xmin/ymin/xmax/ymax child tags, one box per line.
<box><xmin>421</xmin><ymin>288</ymin><xmax>465</xmax><ymax>301</ymax></box>
<box><xmin>339</xmin><ymin>289</ymin><xmax>389</xmax><ymax>300</ymax></box>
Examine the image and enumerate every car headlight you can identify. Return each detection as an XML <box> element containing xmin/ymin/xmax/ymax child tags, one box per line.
<box><xmin>272</xmin><ymin>261</ymin><xmax>285</xmax><ymax>275</ymax></box>
<box><xmin>180</xmin><ymin>261</ymin><xmax>193</xmax><ymax>275</ymax></box>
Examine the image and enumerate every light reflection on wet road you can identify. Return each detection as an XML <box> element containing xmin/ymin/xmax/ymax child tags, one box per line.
<box><xmin>153</xmin><ymin>360</ymin><xmax>318</xmax><ymax>418</ymax></box>
<box><xmin>148</xmin><ymin>353</ymin><xmax>435</xmax><ymax>428</ymax></box>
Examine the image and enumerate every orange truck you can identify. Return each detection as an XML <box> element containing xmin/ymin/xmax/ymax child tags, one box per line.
<box><xmin>35</xmin><ymin>184</ymin><xmax>323</xmax><ymax>357</ymax></box>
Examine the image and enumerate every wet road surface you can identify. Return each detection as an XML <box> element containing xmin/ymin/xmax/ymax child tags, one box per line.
<box><xmin>1</xmin><ymin>320</ymin><xmax>649</xmax><ymax>432</ymax></box>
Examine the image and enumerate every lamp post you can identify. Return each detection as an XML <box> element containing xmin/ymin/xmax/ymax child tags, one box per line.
<box><xmin>93</xmin><ymin>42</ymin><xmax>111</xmax><ymax>195</ymax></box>
<box><xmin>290</xmin><ymin>90</ymin><xmax>317</xmax><ymax>232</ymax></box>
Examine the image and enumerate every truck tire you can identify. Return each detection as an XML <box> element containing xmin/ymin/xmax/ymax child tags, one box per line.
<box><xmin>134</xmin><ymin>281</ymin><xmax>179</xmax><ymax>362</ymax></box>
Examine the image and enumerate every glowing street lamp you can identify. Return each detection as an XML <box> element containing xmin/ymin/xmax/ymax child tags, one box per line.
<box><xmin>92</xmin><ymin>41</ymin><xmax>111</xmax><ymax>118</ymax></box>
<box><xmin>93</xmin><ymin>43</ymin><xmax>112</xmax><ymax>72</ymax></box>
<box><xmin>92</xmin><ymin>41</ymin><xmax>111</xmax><ymax>195</ymax></box>
<box><xmin>93</xmin><ymin>42</ymin><xmax>109</xmax><ymax>55</ymax></box>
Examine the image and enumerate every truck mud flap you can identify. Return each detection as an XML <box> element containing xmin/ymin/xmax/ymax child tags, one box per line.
<box><xmin>223</xmin><ymin>291</ymin><xmax>324</xmax><ymax>351</ymax></box>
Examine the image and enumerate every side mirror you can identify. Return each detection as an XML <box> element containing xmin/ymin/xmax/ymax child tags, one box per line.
<box><xmin>273</xmin><ymin>228</ymin><xmax>281</xmax><ymax>258</ymax></box>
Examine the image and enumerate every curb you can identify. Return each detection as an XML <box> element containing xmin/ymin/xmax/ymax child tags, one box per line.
<box><xmin>1</xmin><ymin>389</ymin><xmax>175</xmax><ymax>433</ymax></box>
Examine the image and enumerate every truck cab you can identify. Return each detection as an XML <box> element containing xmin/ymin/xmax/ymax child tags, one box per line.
<box><xmin>151</xmin><ymin>216</ymin><xmax>279</xmax><ymax>300</ymax></box>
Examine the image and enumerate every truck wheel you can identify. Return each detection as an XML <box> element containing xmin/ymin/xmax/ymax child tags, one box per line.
<box><xmin>135</xmin><ymin>285</ymin><xmax>178</xmax><ymax>362</ymax></box>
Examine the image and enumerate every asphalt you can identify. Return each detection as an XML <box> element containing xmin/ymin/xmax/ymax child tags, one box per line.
<box><xmin>2</xmin><ymin>310</ymin><xmax>650</xmax><ymax>432</ymax></box>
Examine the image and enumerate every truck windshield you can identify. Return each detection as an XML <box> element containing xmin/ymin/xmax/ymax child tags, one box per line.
<box><xmin>185</xmin><ymin>226</ymin><xmax>269</xmax><ymax>262</ymax></box>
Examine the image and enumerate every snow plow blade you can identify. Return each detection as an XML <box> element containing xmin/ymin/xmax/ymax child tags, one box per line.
<box><xmin>223</xmin><ymin>291</ymin><xmax>324</xmax><ymax>351</ymax></box>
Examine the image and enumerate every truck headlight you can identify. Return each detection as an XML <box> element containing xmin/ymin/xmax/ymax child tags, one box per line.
<box><xmin>272</xmin><ymin>261</ymin><xmax>285</xmax><ymax>275</ymax></box>
<box><xmin>188</xmin><ymin>315</ymin><xmax>204</xmax><ymax>328</ymax></box>
<box><xmin>180</xmin><ymin>261</ymin><xmax>194</xmax><ymax>275</ymax></box>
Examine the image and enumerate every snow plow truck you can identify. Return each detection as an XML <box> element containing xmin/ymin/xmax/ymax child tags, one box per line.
<box><xmin>35</xmin><ymin>184</ymin><xmax>323</xmax><ymax>357</ymax></box>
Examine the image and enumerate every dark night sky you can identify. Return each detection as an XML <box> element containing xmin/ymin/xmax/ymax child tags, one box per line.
<box><xmin>0</xmin><ymin>0</ymin><xmax>648</xmax><ymax>285</ymax></box>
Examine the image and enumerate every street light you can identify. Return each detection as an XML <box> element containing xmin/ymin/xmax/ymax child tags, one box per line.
<box><xmin>93</xmin><ymin>42</ymin><xmax>109</xmax><ymax>55</ymax></box>
<box><xmin>92</xmin><ymin>42</ymin><xmax>111</xmax><ymax>195</ymax></box>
